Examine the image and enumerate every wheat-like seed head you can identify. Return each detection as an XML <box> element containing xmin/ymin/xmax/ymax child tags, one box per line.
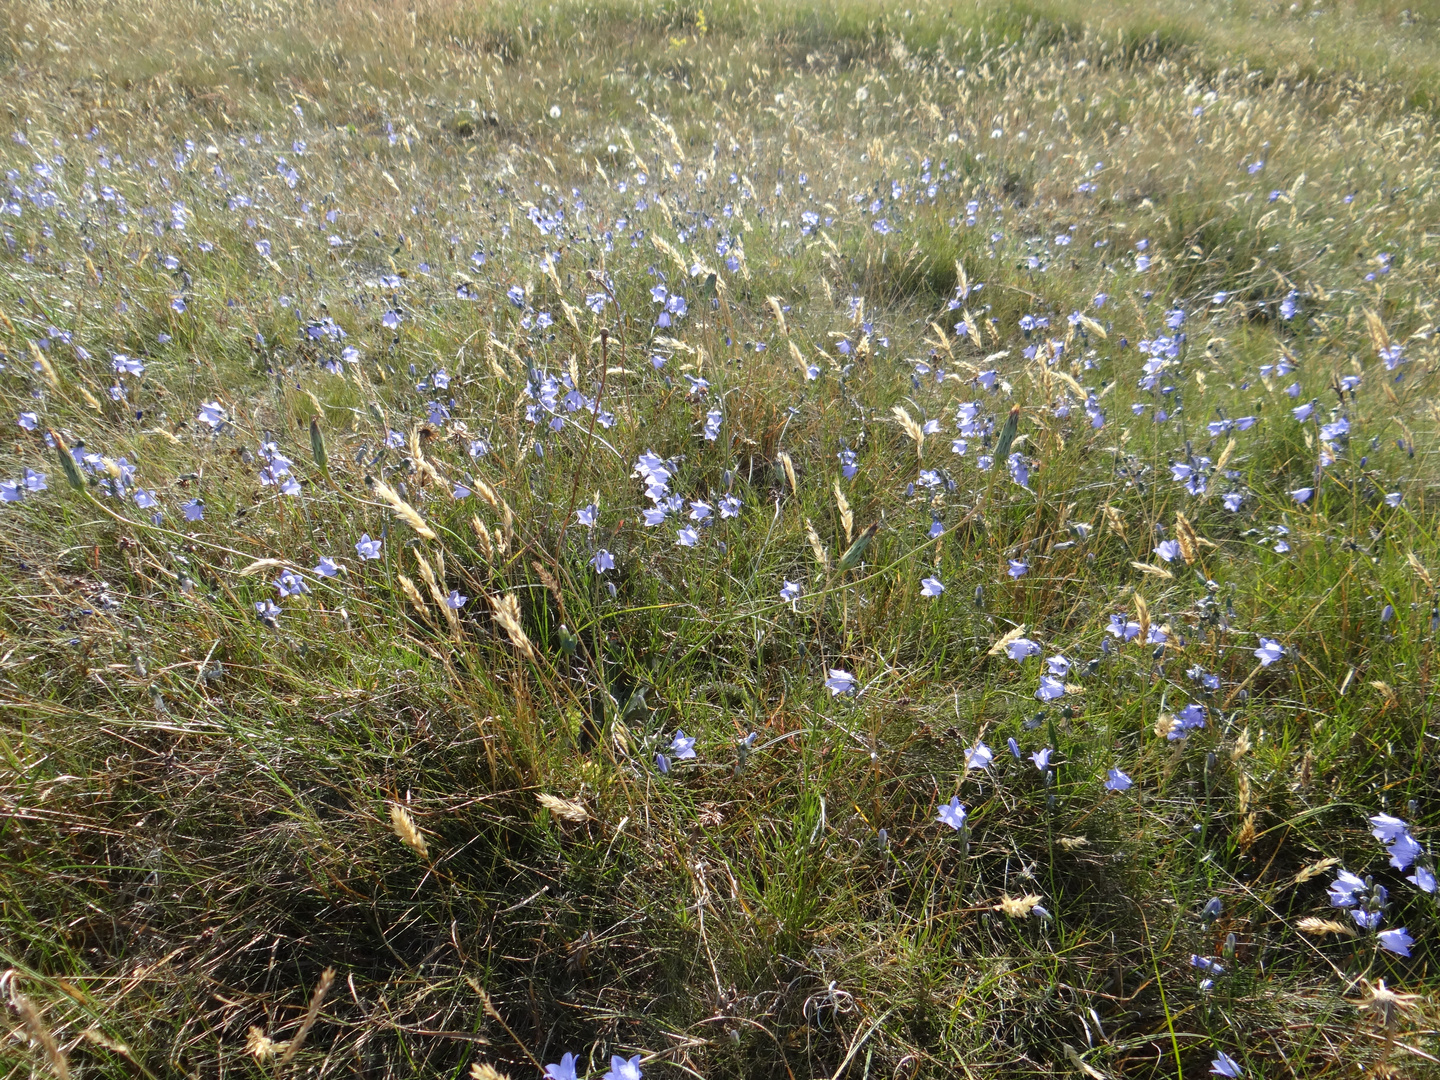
<box><xmin>489</xmin><ymin>593</ymin><xmax>535</xmax><ymax>659</ymax></box>
<box><xmin>389</xmin><ymin>803</ymin><xmax>429</xmax><ymax>858</ymax></box>
<box><xmin>369</xmin><ymin>476</ymin><xmax>437</xmax><ymax>540</ymax></box>
<box><xmin>995</xmin><ymin>893</ymin><xmax>1043</xmax><ymax>918</ymax></box>
<box><xmin>537</xmin><ymin>792</ymin><xmax>590</xmax><ymax>822</ymax></box>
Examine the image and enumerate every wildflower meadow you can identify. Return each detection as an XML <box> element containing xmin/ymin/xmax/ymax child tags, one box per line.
<box><xmin>2</xmin><ymin>0</ymin><xmax>1439</xmax><ymax>1076</ymax></box>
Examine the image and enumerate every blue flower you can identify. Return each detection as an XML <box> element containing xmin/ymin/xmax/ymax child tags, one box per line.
<box><xmin>825</xmin><ymin>669</ymin><xmax>856</xmax><ymax>696</ymax></box>
<box><xmin>1378</xmin><ymin>927</ymin><xmax>1414</xmax><ymax>957</ymax></box>
<box><xmin>276</xmin><ymin>570</ymin><xmax>309</xmax><ymax>598</ymax></box>
<box><xmin>1253</xmin><ymin>638</ymin><xmax>1284</xmax><ymax>666</ymax></box>
<box><xmin>1352</xmin><ymin>908</ymin><xmax>1383</xmax><ymax>930</ymax></box>
<box><xmin>181</xmin><ymin>499</ymin><xmax>204</xmax><ymax>521</ymax></box>
<box><xmin>1328</xmin><ymin>870</ymin><xmax>1366</xmax><ymax>908</ymax></box>
<box><xmin>1007</xmin><ymin>638</ymin><xmax>1041</xmax><ymax>661</ymax></box>
<box><xmin>356</xmin><ymin>534</ymin><xmax>382</xmax><ymax>560</ymax></box>
<box><xmin>1105</xmin><ymin>767</ymin><xmax>1132</xmax><ymax>792</ymax></box>
<box><xmin>1210</xmin><ymin>1052</ymin><xmax>1242</xmax><ymax>1078</ymax></box>
<box><xmin>965</xmin><ymin>742</ymin><xmax>994</xmax><ymax>770</ymax></box>
<box><xmin>1036</xmin><ymin>677</ymin><xmax>1065</xmax><ymax>702</ymax></box>
<box><xmin>577</xmin><ymin>503</ymin><xmax>598</xmax><ymax>527</ymax></box>
<box><xmin>1007</xmin><ymin>559</ymin><xmax>1029</xmax><ymax>578</ymax></box>
<box><xmin>603</xmin><ymin>1054</ymin><xmax>642</xmax><ymax>1080</ymax></box>
<box><xmin>1031</xmin><ymin>747</ymin><xmax>1052</xmax><ymax>771</ymax></box>
<box><xmin>446</xmin><ymin>590</ymin><xmax>467</xmax><ymax>610</ymax></box>
<box><xmin>670</xmin><ymin>730</ymin><xmax>697</xmax><ymax>759</ymax></box>
<box><xmin>1154</xmin><ymin>540</ymin><xmax>1180</xmax><ymax>563</ymax></box>
<box><xmin>920</xmin><ymin>576</ymin><xmax>944</xmax><ymax>597</ymax></box>
<box><xmin>314</xmin><ymin>557</ymin><xmax>339</xmax><ymax>578</ymax></box>
<box><xmin>590</xmin><ymin>549</ymin><xmax>615</xmax><ymax>573</ymax></box>
<box><xmin>780</xmin><ymin>580</ymin><xmax>801</xmax><ymax>602</ymax></box>
<box><xmin>937</xmin><ymin>795</ymin><xmax>968</xmax><ymax>830</ymax></box>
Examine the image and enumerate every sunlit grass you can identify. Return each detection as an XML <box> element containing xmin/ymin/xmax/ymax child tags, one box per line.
<box><xmin>0</xmin><ymin>0</ymin><xmax>1437</xmax><ymax>1077</ymax></box>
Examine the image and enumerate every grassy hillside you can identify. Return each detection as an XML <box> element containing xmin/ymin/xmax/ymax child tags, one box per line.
<box><xmin>1</xmin><ymin>1</ymin><xmax>1439</xmax><ymax>1077</ymax></box>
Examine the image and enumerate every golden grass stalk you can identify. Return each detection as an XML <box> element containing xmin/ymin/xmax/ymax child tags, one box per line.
<box><xmin>766</xmin><ymin>295</ymin><xmax>788</xmax><ymax>336</ymax></box>
<box><xmin>1173</xmin><ymin>511</ymin><xmax>1199</xmax><ymax>565</ymax></box>
<box><xmin>246</xmin><ymin>1027</ymin><xmax>281</xmax><ymax>1061</ymax></box>
<box><xmin>415</xmin><ymin>551</ymin><xmax>458</xmax><ymax>633</ymax></box>
<box><xmin>1408</xmin><ymin>551</ymin><xmax>1434</xmax><ymax>590</ymax></box>
<box><xmin>987</xmin><ymin>625</ymin><xmax>1028</xmax><ymax>657</ymax></box>
<box><xmin>833</xmin><ymin>479</ymin><xmax>853</xmax><ymax>544</ymax></box>
<box><xmin>1131</xmin><ymin>561</ymin><xmax>1174</xmax><ymax>579</ymax></box>
<box><xmin>1103</xmin><ymin>504</ymin><xmax>1126</xmax><ymax>542</ymax></box>
<box><xmin>890</xmin><ymin>405</ymin><xmax>925</xmax><ymax>458</ymax></box>
<box><xmin>1133</xmin><ymin>592</ymin><xmax>1150</xmax><ymax>645</ymax></box>
<box><xmin>1293</xmin><ymin>857</ymin><xmax>1341</xmax><ymax>885</ymax></box>
<box><xmin>278</xmin><ymin>967</ymin><xmax>335</xmax><ymax>1064</ymax></box>
<box><xmin>537</xmin><ymin>792</ymin><xmax>589</xmax><ymax>822</ymax></box>
<box><xmin>368</xmin><ymin>476</ymin><xmax>437</xmax><ymax>540</ymax></box>
<box><xmin>472</xmin><ymin>515</ymin><xmax>495</xmax><ymax>560</ymax></box>
<box><xmin>15</xmin><ymin>995</ymin><xmax>69</xmax><ymax>1080</ymax></box>
<box><xmin>803</xmin><ymin>518</ymin><xmax>830</xmax><ymax>570</ymax></box>
<box><xmin>397</xmin><ymin>574</ymin><xmax>431</xmax><ymax>620</ymax></box>
<box><xmin>1296</xmin><ymin>917</ymin><xmax>1355</xmax><ymax>938</ymax></box>
<box><xmin>995</xmin><ymin>893</ymin><xmax>1043</xmax><ymax>918</ymax></box>
<box><xmin>389</xmin><ymin>803</ymin><xmax>429</xmax><ymax>858</ymax></box>
<box><xmin>777</xmin><ymin>451</ymin><xmax>798</xmax><ymax>496</ymax></box>
<box><xmin>489</xmin><ymin>593</ymin><xmax>535</xmax><ymax>659</ymax></box>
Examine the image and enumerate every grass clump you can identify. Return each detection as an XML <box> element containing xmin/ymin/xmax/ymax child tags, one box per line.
<box><xmin>1</xmin><ymin>0</ymin><xmax>1439</xmax><ymax>1077</ymax></box>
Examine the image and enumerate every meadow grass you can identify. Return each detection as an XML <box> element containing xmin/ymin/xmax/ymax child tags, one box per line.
<box><xmin>1</xmin><ymin>0</ymin><xmax>1439</xmax><ymax>1076</ymax></box>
